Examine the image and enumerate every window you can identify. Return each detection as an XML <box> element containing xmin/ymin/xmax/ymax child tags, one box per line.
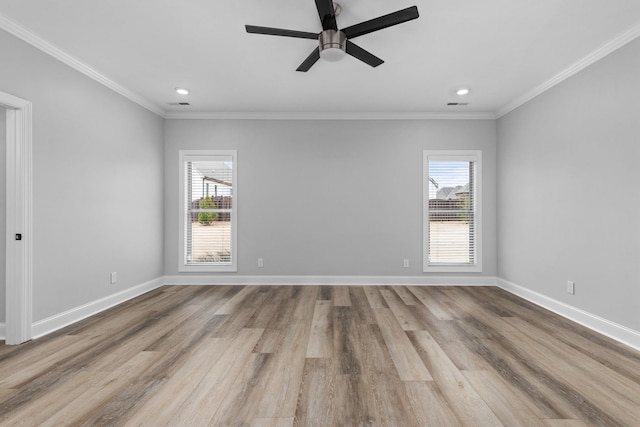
<box><xmin>423</xmin><ymin>151</ymin><xmax>481</xmax><ymax>272</ymax></box>
<box><xmin>179</xmin><ymin>150</ymin><xmax>237</xmax><ymax>272</ymax></box>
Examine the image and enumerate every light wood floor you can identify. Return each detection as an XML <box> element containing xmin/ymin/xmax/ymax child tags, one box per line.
<box><xmin>1</xmin><ymin>285</ymin><xmax>640</xmax><ymax>426</ymax></box>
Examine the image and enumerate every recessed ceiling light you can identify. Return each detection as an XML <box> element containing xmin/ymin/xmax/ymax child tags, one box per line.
<box><xmin>456</xmin><ymin>88</ymin><xmax>470</xmax><ymax>96</ymax></box>
<box><xmin>175</xmin><ymin>87</ymin><xmax>190</xmax><ymax>95</ymax></box>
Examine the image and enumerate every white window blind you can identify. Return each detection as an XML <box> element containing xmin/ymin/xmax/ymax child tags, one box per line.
<box><xmin>424</xmin><ymin>151</ymin><xmax>481</xmax><ymax>272</ymax></box>
<box><xmin>179</xmin><ymin>151</ymin><xmax>237</xmax><ymax>272</ymax></box>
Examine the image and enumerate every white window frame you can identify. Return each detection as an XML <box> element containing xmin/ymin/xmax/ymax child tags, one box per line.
<box><xmin>178</xmin><ymin>150</ymin><xmax>237</xmax><ymax>272</ymax></box>
<box><xmin>423</xmin><ymin>150</ymin><xmax>482</xmax><ymax>273</ymax></box>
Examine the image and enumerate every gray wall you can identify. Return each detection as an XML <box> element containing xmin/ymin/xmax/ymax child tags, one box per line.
<box><xmin>497</xmin><ymin>38</ymin><xmax>640</xmax><ymax>331</ymax></box>
<box><xmin>0</xmin><ymin>108</ymin><xmax>5</xmax><ymax>321</ymax></box>
<box><xmin>0</xmin><ymin>29</ymin><xmax>165</xmax><ymax>322</ymax></box>
<box><xmin>165</xmin><ymin>119</ymin><xmax>497</xmax><ymax>278</ymax></box>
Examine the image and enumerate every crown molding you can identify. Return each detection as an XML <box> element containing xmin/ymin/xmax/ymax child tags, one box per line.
<box><xmin>4</xmin><ymin>9</ymin><xmax>640</xmax><ymax>121</ymax></box>
<box><xmin>0</xmin><ymin>12</ymin><xmax>164</xmax><ymax>117</ymax></box>
<box><xmin>496</xmin><ymin>22</ymin><xmax>640</xmax><ymax>118</ymax></box>
<box><xmin>163</xmin><ymin>111</ymin><xmax>496</xmax><ymax>120</ymax></box>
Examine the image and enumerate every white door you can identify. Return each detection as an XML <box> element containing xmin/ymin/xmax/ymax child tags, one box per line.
<box><xmin>1</xmin><ymin>92</ymin><xmax>33</xmax><ymax>345</ymax></box>
<box><xmin>0</xmin><ymin>107</ymin><xmax>6</xmax><ymax>337</ymax></box>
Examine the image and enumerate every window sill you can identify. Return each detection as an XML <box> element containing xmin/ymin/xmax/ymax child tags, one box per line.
<box><xmin>178</xmin><ymin>265</ymin><xmax>237</xmax><ymax>273</ymax></box>
<box><xmin>423</xmin><ymin>265</ymin><xmax>482</xmax><ymax>273</ymax></box>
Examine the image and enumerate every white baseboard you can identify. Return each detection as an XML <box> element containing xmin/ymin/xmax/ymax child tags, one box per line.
<box><xmin>15</xmin><ymin>274</ymin><xmax>639</xmax><ymax>353</ymax></box>
<box><xmin>31</xmin><ymin>276</ymin><xmax>165</xmax><ymax>340</ymax></box>
<box><xmin>0</xmin><ymin>323</ymin><xmax>5</xmax><ymax>341</ymax></box>
<box><xmin>497</xmin><ymin>277</ymin><xmax>640</xmax><ymax>352</ymax></box>
<box><xmin>163</xmin><ymin>275</ymin><xmax>498</xmax><ymax>286</ymax></box>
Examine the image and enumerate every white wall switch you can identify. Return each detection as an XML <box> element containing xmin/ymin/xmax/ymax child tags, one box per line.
<box><xmin>110</xmin><ymin>272</ymin><xmax>118</xmax><ymax>284</ymax></box>
<box><xmin>403</xmin><ymin>259</ymin><xmax>410</xmax><ymax>268</ymax></box>
<box><xmin>258</xmin><ymin>258</ymin><xmax>264</xmax><ymax>268</ymax></box>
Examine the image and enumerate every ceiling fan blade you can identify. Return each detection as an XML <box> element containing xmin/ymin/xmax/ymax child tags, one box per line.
<box><xmin>314</xmin><ymin>0</ymin><xmax>338</xmax><ymax>31</ymax></box>
<box><xmin>296</xmin><ymin>47</ymin><xmax>321</xmax><ymax>72</ymax></box>
<box><xmin>342</xmin><ymin>6</ymin><xmax>419</xmax><ymax>39</ymax></box>
<box><xmin>345</xmin><ymin>41</ymin><xmax>384</xmax><ymax>67</ymax></box>
<box><xmin>245</xmin><ymin>25</ymin><xmax>319</xmax><ymax>40</ymax></box>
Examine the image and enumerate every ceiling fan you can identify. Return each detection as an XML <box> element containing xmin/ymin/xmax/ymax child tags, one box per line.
<box><xmin>245</xmin><ymin>0</ymin><xmax>419</xmax><ymax>72</ymax></box>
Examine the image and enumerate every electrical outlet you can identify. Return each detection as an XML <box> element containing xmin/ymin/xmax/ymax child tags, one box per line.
<box><xmin>567</xmin><ymin>280</ymin><xmax>575</xmax><ymax>295</ymax></box>
<box><xmin>258</xmin><ymin>258</ymin><xmax>264</xmax><ymax>268</ymax></box>
<box><xmin>110</xmin><ymin>272</ymin><xmax>118</xmax><ymax>284</ymax></box>
<box><xmin>403</xmin><ymin>259</ymin><xmax>409</xmax><ymax>268</ymax></box>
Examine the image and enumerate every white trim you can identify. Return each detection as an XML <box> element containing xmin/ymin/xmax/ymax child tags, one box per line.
<box><xmin>2</xmin><ymin>92</ymin><xmax>33</xmax><ymax>345</ymax></box>
<box><xmin>163</xmin><ymin>275</ymin><xmax>497</xmax><ymax>286</ymax></box>
<box><xmin>497</xmin><ymin>278</ymin><xmax>640</xmax><ymax>352</ymax></box>
<box><xmin>31</xmin><ymin>277</ymin><xmax>165</xmax><ymax>339</ymax></box>
<box><xmin>3</xmin><ymin>7</ymin><xmax>640</xmax><ymax>122</ymax></box>
<box><xmin>164</xmin><ymin>111</ymin><xmax>496</xmax><ymax>120</ymax></box>
<box><xmin>496</xmin><ymin>22</ymin><xmax>640</xmax><ymax>118</ymax></box>
<box><xmin>0</xmin><ymin>12</ymin><xmax>164</xmax><ymax>117</ymax></box>
<box><xmin>423</xmin><ymin>150</ymin><xmax>482</xmax><ymax>273</ymax></box>
<box><xmin>178</xmin><ymin>150</ymin><xmax>238</xmax><ymax>273</ymax></box>
<box><xmin>13</xmin><ymin>275</ymin><xmax>640</xmax><ymax>353</ymax></box>
<box><xmin>0</xmin><ymin>323</ymin><xmax>5</xmax><ymax>340</ymax></box>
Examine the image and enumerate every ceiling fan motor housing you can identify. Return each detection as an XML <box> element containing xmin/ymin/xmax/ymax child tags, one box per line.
<box><xmin>319</xmin><ymin>29</ymin><xmax>347</xmax><ymax>62</ymax></box>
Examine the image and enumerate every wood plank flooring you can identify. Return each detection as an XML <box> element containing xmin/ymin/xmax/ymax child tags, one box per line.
<box><xmin>1</xmin><ymin>285</ymin><xmax>640</xmax><ymax>426</ymax></box>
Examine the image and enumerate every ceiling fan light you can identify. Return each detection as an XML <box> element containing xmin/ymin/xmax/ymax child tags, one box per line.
<box><xmin>175</xmin><ymin>87</ymin><xmax>190</xmax><ymax>95</ymax></box>
<box><xmin>456</xmin><ymin>88</ymin><xmax>470</xmax><ymax>96</ymax></box>
<box><xmin>320</xmin><ymin>47</ymin><xmax>346</xmax><ymax>62</ymax></box>
<box><xmin>319</xmin><ymin>30</ymin><xmax>346</xmax><ymax>62</ymax></box>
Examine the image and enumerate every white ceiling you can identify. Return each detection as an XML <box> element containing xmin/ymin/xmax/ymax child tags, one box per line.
<box><xmin>1</xmin><ymin>0</ymin><xmax>640</xmax><ymax>118</ymax></box>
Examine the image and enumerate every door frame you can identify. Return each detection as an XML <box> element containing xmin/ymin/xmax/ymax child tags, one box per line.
<box><xmin>1</xmin><ymin>91</ymin><xmax>33</xmax><ymax>345</ymax></box>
